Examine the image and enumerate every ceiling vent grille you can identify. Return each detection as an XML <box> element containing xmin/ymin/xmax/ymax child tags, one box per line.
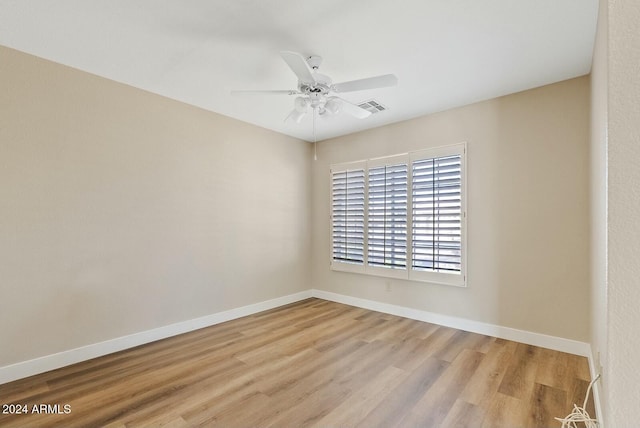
<box><xmin>357</xmin><ymin>99</ymin><xmax>387</xmax><ymax>114</ymax></box>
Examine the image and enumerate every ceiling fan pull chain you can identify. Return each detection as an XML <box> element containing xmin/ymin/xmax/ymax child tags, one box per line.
<box><xmin>313</xmin><ymin>107</ymin><xmax>317</xmax><ymax>161</ymax></box>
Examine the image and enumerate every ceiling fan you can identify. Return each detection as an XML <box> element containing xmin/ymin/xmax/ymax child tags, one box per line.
<box><xmin>232</xmin><ymin>51</ymin><xmax>398</xmax><ymax>123</ymax></box>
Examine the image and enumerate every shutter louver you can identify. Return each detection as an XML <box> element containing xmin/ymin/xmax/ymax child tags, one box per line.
<box><xmin>368</xmin><ymin>163</ymin><xmax>407</xmax><ymax>268</ymax></box>
<box><xmin>331</xmin><ymin>169</ymin><xmax>365</xmax><ymax>264</ymax></box>
<box><xmin>412</xmin><ymin>155</ymin><xmax>462</xmax><ymax>273</ymax></box>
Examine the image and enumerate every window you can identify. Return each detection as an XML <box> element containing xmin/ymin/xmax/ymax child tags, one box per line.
<box><xmin>330</xmin><ymin>143</ymin><xmax>466</xmax><ymax>286</ymax></box>
<box><xmin>410</xmin><ymin>146</ymin><xmax>465</xmax><ymax>284</ymax></box>
<box><xmin>331</xmin><ymin>161</ymin><xmax>366</xmax><ymax>269</ymax></box>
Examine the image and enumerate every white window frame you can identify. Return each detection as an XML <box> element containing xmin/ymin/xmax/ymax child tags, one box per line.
<box><xmin>329</xmin><ymin>143</ymin><xmax>467</xmax><ymax>287</ymax></box>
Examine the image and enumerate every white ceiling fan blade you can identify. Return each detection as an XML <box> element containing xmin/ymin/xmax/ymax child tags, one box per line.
<box><xmin>280</xmin><ymin>51</ymin><xmax>317</xmax><ymax>84</ymax></box>
<box><xmin>332</xmin><ymin>74</ymin><xmax>398</xmax><ymax>93</ymax></box>
<box><xmin>335</xmin><ymin>97</ymin><xmax>372</xmax><ymax>119</ymax></box>
<box><xmin>285</xmin><ymin>108</ymin><xmax>307</xmax><ymax>123</ymax></box>
<box><xmin>231</xmin><ymin>90</ymin><xmax>299</xmax><ymax>96</ymax></box>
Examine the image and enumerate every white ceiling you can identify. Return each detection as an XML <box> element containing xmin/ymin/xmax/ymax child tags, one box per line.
<box><xmin>0</xmin><ymin>1</ymin><xmax>598</xmax><ymax>142</ymax></box>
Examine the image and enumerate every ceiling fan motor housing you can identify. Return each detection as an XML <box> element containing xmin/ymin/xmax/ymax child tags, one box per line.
<box><xmin>300</xmin><ymin>72</ymin><xmax>332</xmax><ymax>95</ymax></box>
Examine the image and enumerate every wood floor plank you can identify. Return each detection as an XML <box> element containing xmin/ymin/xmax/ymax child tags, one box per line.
<box><xmin>440</xmin><ymin>399</ymin><xmax>485</xmax><ymax>428</ymax></box>
<box><xmin>261</xmin><ymin>339</ymin><xmax>405</xmax><ymax>427</ymax></box>
<box><xmin>369</xmin><ymin>316</ymin><xmax>418</xmax><ymax>343</ymax></box>
<box><xmin>481</xmin><ymin>392</ymin><xmax>527</xmax><ymax>428</ymax></box>
<box><xmin>119</xmin><ymin>351</ymin><xmax>297</xmax><ymax>426</ymax></box>
<box><xmin>526</xmin><ymin>382</ymin><xmax>567</xmax><ymax>428</ymax></box>
<box><xmin>395</xmin><ymin>349</ymin><xmax>485</xmax><ymax>427</ymax></box>
<box><xmin>355</xmin><ymin>356</ymin><xmax>450</xmax><ymax>428</ymax></box>
<box><xmin>0</xmin><ymin>298</ymin><xmax>596</xmax><ymax>428</ymax></box>
<box><xmin>535</xmin><ymin>347</ymin><xmax>571</xmax><ymax>390</ymax></box>
<box><xmin>254</xmin><ymin>340</ymin><xmax>366</xmax><ymax>397</ymax></box>
<box><xmin>567</xmin><ymin>352</ymin><xmax>592</xmax><ymax>381</ymax></box>
<box><xmin>433</xmin><ymin>330</ymin><xmax>493</xmax><ymax>362</ymax></box>
<box><xmin>498</xmin><ymin>343</ymin><xmax>541</xmax><ymax>400</ymax></box>
<box><xmin>185</xmin><ymin>389</ymin><xmax>272</xmax><ymax>427</ymax></box>
<box><xmin>204</xmin><ymin>340</ymin><xmax>376</xmax><ymax>427</ymax></box>
<box><xmin>459</xmin><ymin>339</ymin><xmax>518</xmax><ymax>409</ymax></box>
<box><xmin>314</xmin><ymin>365</ymin><xmax>409</xmax><ymax>427</ymax></box>
<box><xmin>567</xmin><ymin>376</ymin><xmax>597</xmax><ymax>418</ymax></box>
<box><xmin>391</xmin><ymin>325</ymin><xmax>458</xmax><ymax>372</ymax></box>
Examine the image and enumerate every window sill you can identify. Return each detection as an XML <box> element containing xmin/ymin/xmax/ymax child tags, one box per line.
<box><xmin>330</xmin><ymin>262</ymin><xmax>466</xmax><ymax>287</ymax></box>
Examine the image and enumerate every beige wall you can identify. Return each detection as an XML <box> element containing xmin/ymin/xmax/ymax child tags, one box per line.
<box><xmin>0</xmin><ymin>46</ymin><xmax>311</xmax><ymax>367</ymax></box>
<box><xmin>607</xmin><ymin>0</ymin><xmax>640</xmax><ymax>424</ymax></box>
<box><xmin>311</xmin><ymin>77</ymin><xmax>591</xmax><ymax>341</ymax></box>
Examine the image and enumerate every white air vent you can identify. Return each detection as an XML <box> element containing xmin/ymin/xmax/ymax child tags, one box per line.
<box><xmin>357</xmin><ymin>100</ymin><xmax>387</xmax><ymax>114</ymax></box>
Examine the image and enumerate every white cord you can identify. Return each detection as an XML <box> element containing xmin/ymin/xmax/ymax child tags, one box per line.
<box><xmin>555</xmin><ymin>374</ymin><xmax>601</xmax><ymax>428</ymax></box>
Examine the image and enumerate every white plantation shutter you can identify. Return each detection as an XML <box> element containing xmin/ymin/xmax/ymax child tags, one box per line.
<box><xmin>411</xmin><ymin>155</ymin><xmax>462</xmax><ymax>273</ymax></box>
<box><xmin>330</xmin><ymin>143</ymin><xmax>465</xmax><ymax>286</ymax></box>
<box><xmin>331</xmin><ymin>166</ymin><xmax>365</xmax><ymax>267</ymax></box>
<box><xmin>367</xmin><ymin>163</ymin><xmax>408</xmax><ymax>269</ymax></box>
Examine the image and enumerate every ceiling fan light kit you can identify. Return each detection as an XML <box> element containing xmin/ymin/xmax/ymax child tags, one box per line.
<box><xmin>232</xmin><ymin>51</ymin><xmax>398</xmax><ymax>124</ymax></box>
<box><xmin>324</xmin><ymin>97</ymin><xmax>342</xmax><ymax>115</ymax></box>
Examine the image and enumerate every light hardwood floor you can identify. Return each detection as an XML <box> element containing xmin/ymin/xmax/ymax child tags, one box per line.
<box><xmin>0</xmin><ymin>298</ymin><xmax>594</xmax><ymax>427</ymax></box>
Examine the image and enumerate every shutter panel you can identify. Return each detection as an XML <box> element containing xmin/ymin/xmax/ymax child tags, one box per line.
<box><xmin>412</xmin><ymin>155</ymin><xmax>462</xmax><ymax>273</ymax></box>
<box><xmin>331</xmin><ymin>168</ymin><xmax>365</xmax><ymax>264</ymax></box>
<box><xmin>367</xmin><ymin>163</ymin><xmax>407</xmax><ymax>268</ymax></box>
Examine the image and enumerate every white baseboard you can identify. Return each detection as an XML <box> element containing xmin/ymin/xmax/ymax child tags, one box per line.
<box><xmin>311</xmin><ymin>289</ymin><xmax>592</xmax><ymax>357</ymax></box>
<box><xmin>0</xmin><ymin>290</ymin><xmax>313</xmax><ymax>386</ymax></box>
